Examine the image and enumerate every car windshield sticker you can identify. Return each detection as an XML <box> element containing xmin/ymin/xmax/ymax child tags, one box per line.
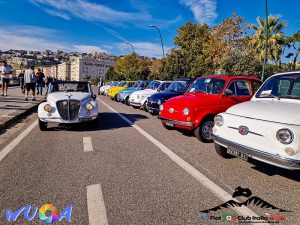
<box><xmin>190</xmin><ymin>87</ymin><xmax>195</xmax><ymax>92</ymax></box>
<box><xmin>261</xmin><ymin>90</ymin><xmax>272</xmax><ymax>95</ymax></box>
<box><xmin>204</xmin><ymin>78</ymin><xmax>211</xmax><ymax>83</ymax></box>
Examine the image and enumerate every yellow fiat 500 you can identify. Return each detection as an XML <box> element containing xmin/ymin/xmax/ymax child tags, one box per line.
<box><xmin>107</xmin><ymin>81</ymin><xmax>136</xmax><ymax>101</ymax></box>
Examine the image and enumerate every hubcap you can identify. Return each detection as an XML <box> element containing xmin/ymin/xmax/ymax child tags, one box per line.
<box><xmin>202</xmin><ymin>121</ymin><xmax>214</xmax><ymax>140</ymax></box>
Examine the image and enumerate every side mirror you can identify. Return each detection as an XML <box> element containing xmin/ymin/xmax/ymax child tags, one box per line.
<box><xmin>224</xmin><ymin>89</ymin><xmax>234</xmax><ymax>96</ymax></box>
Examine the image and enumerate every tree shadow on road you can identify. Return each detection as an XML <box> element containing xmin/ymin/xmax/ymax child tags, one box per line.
<box><xmin>45</xmin><ymin>112</ymin><xmax>148</xmax><ymax>132</ymax></box>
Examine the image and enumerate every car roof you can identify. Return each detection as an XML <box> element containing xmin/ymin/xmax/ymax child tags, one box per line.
<box><xmin>196</xmin><ymin>75</ymin><xmax>261</xmax><ymax>81</ymax></box>
<box><xmin>51</xmin><ymin>80</ymin><xmax>89</xmax><ymax>84</ymax></box>
<box><xmin>269</xmin><ymin>71</ymin><xmax>300</xmax><ymax>78</ymax></box>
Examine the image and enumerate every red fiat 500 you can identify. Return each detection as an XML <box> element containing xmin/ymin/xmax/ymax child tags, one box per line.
<box><xmin>158</xmin><ymin>75</ymin><xmax>262</xmax><ymax>143</ymax></box>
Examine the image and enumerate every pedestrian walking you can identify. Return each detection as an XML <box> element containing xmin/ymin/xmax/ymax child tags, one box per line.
<box><xmin>1</xmin><ymin>61</ymin><xmax>12</xmax><ymax>96</ymax></box>
<box><xmin>18</xmin><ymin>70</ymin><xmax>25</xmax><ymax>93</ymax></box>
<box><xmin>36</xmin><ymin>68</ymin><xmax>45</xmax><ymax>95</ymax></box>
<box><xmin>24</xmin><ymin>66</ymin><xmax>37</xmax><ymax>101</ymax></box>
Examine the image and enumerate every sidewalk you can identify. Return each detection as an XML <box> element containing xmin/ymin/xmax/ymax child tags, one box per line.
<box><xmin>0</xmin><ymin>86</ymin><xmax>44</xmax><ymax>129</ymax></box>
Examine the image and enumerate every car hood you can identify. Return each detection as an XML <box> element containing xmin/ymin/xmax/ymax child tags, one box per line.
<box><xmin>47</xmin><ymin>92</ymin><xmax>91</xmax><ymax>102</ymax></box>
<box><xmin>132</xmin><ymin>89</ymin><xmax>156</xmax><ymax>96</ymax></box>
<box><xmin>150</xmin><ymin>91</ymin><xmax>181</xmax><ymax>100</ymax></box>
<box><xmin>165</xmin><ymin>93</ymin><xmax>219</xmax><ymax>106</ymax></box>
<box><xmin>227</xmin><ymin>100</ymin><xmax>300</xmax><ymax>125</ymax></box>
<box><xmin>119</xmin><ymin>87</ymin><xmax>137</xmax><ymax>93</ymax></box>
<box><xmin>100</xmin><ymin>85</ymin><xmax>110</xmax><ymax>90</ymax></box>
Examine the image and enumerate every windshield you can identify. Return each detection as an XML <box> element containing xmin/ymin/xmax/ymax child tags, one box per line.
<box><xmin>49</xmin><ymin>82</ymin><xmax>90</xmax><ymax>93</ymax></box>
<box><xmin>118</xmin><ymin>82</ymin><xmax>126</xmax><ymax>87</ymax></box>
<box><xmin>187</xmin><ymin>78</ymin><xmax>226</xmax><ymax>94</ymax></box>
<box><xmin>146</xmin><ymin>81</ymin><xmax>161</xmax><ymax>90</ymax></box>
<box><xmin>167</xmin><ymin>81</ymin><xmax>189</xmax><ymax>93</ymax></box>
<box><xmin>256</xmin><ymin>74</ymin><xmax>300</xmax><ymax>99</ymax></box>
<box><xmin>112</xmin><ymin>81</ymin><xmax>119</xmax><ymax>86</ymax></box>
<box><xmin>132</xmin><ymin>81</ymin><xmax>142</xmax><ymax>88</ymax></box>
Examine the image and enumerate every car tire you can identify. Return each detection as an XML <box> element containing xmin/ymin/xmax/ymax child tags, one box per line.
<box><xmin>114</xmin><ymin>95</ymin><xmax>118</xmax><ymax>102</ymax></box>
<box><xmin>125</xmin><ymin>97</ymin><xmax>130</xmax><ymax>106</ymax></box>
<box><xmin>194</xmin><ymin>117</ymin><xmax>214</xmax><ymax>143</ymax></box>
<box><xmin>143</xmin><ymin>102</ymin><xmax>148</xmax><ymax>112</ymax></box>
<box><xmin>162</xmin><ymin>122</ymin><xmax>174</xmax><ymax>130</ymax></box>
<box><xmin>149</xmin><ymin>110</ymin><xmax>157</xmax><ymax>116</ymax></box>
<box><xmin>87</xmin><ymin>114</ymin><xmax>100</xmax><ymax>128</ymax></box>
<box><xmin>215</xmin><ymin>143</ymin><xmax>233</xmax><ymax>159</ymax></box>
<box><xmin>39</xmin><ymin>119</ymin><xmax>48</xmax><ymax>131</ymax></box>
<box><xmin>132</xmin><ymin>105</ymin><xmax>140</xmax><ymax>109</ymax></box>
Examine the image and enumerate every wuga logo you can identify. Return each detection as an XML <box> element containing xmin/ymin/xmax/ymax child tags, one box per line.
<box><xmin>6</xmin><ymin>204</ymin><xmax>72</xmax><ymax>224</ymax></box>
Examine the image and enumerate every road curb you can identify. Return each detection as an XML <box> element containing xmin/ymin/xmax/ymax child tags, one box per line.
<box><xmin>0</xmin><ymin>100</ymin><xmax>43</xmax><ymax>130</ymax></box>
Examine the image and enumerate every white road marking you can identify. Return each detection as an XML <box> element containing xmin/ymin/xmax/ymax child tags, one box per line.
<box><xmin>100</xmin><ymin>99</ymin><xmax>267</xmax><ymax>225</ymax></box>
<box><xmin>0</xmin><ymin>120</ymin><xmax>38</xmax><ymax>162</ymax></box>
<box><xmin>87</xmin><ymin>184</ymin><xmax>109</xmax><ymax>225</ymax></box>
<box><xmin>83</xmin><ymin>137</ymin><xmax>93</xmax><ymax>152</ymax></box>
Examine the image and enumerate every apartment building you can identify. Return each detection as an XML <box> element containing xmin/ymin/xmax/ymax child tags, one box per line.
<box><xmin>57</xmin><ymin>62</ymin><xmax>71</xmax><ymax>80</ymax></box>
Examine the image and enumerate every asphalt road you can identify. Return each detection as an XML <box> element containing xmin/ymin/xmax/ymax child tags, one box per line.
<box><xmin>0</xmin><ymin>93</ymin><xmax>299</xmax><ymax>225</ymax></box>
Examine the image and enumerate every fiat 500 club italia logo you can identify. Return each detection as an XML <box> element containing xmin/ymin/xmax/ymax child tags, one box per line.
<box><xmin>239</xmin><ymin>126</ymin><xmax>249</xmax><ymax>135</ymax></box>
<box><xmin>5</xmin><ymin>204</ymin><xmax>72</xmax><ymax>223</ymax></box>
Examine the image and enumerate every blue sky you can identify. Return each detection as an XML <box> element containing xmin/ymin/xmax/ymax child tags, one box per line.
<box><xmin>0</xmin><ymin>0</ymin><xmax>299</xmax><ymax>58</ymax></box>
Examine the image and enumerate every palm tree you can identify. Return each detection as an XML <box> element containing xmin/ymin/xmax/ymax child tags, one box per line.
<box><xmin>250</xmin><ymin>16</ymin><xmax>287</xmax><ymax>63</ymax></box>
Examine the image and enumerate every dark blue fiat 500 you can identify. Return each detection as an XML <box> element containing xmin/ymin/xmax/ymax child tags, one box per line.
<box><xmin>146</xmin><ymin>78</ymin><xmax>194</xmax><ymax>115</ymax></box>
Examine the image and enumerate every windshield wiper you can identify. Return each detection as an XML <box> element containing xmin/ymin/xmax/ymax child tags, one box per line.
<box><xmin>260</xmin><ymin>93</ymin><xmax>280</xmax><ymax>100</ymax></box>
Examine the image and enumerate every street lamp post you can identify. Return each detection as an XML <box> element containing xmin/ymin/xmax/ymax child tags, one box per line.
<box><xmin>261</xmin><ymin>0</ymin><xmax>269</xmax><ymax>81</ymax></box>
<box><xmin>149</xmin><ymin>25</ymin><xmax>165</xmax><ymax>58</ymax></box>
<box><xmin>126</xmin><ymin>42</ymin><xmax>135</xmax><ymax>54</ymax></box>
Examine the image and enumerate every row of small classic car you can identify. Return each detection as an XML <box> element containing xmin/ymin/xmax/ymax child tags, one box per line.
<box><xmin>100</xmin><ymin>71</ymin><xmax>300</xmax><ymax>170</ymax></box>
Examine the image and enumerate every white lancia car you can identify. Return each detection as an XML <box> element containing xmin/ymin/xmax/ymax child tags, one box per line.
<box><xmin>212</xmin><ymin>71</ymin><xmax>300</xmax><ymax>170</ymax></box>
<box><xmin>128</xmin><ymin>80</ymin><xmax>172</xmax><ymax>110</ymax></box>
<box><xmin>38</xmin><ymin>81</ymin><xmax>99</xmax><ymax>130</ymax></box>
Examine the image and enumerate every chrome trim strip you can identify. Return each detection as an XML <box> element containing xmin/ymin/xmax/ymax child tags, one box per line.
<box><xmin>227</xmin><ymin>126</ymin><xmax>264</xmax><ymax>137</ymax></box>
<box><xmin>158</xmin><ymin>116</ymin><xmax>194</xmax><ymax>127</ymax></box>
<box><xmin>212</xmin><ymin>134</ymin><xmax>300</xmax><ymax>170</ymax></box>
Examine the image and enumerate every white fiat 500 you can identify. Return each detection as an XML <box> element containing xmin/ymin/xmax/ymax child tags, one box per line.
<box><xmin>38</xmin><ymin>81</ymin><xmax>99</xmax><ymax>130</ymax></box>
<box><xmin>212</xmin><ymin>71</ymin><xmax>300</xmax><ymax>170</ymax></box>
<box><xmin>128</xmin><ymin>80</ymin><xmax>172</xmax><ymax>110</ymax></box>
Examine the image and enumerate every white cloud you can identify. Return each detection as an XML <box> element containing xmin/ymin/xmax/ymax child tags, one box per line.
<box><xmin>74</xmin><ymin>45</ymin><xmax>107</xmax><ymax>53</ymax></box>
<box><xmin>29</xmin><ymin>0</ymin><xmax>152</xmax><ymax>26</ymax></box>
<box><xmin>0</xmin><ymin>28</ymin><xmax>66</xmax><ymax>51</ymax></box>
<box><xmin>180</xmin><ymin>0</ymin><xmax>217</xmax><ymax>24</ymax></box>
<box><xmin>44</xmin><ymin>8</ymin><xmax>71</xmax><ymax>20</ymax></box>
<box><xmin>117</xmin><ymin>42</ymin><xmax>171</xmax><ymax>58</ymax></box>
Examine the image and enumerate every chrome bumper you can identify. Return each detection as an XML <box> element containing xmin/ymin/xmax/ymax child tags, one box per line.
<box><xmin>158</xmin><ymin>116</ymin><xmax>194</xmax><ymax>127</ymax></box>
<box><xmin>129</xmin><ymin>101</ymin><xmax>142</xmax><ymax>107</ymax></box>
<box><xmin>212</xmin><ymin>134</ymin><xmax>300</xmax><ymax>170</ymax></box>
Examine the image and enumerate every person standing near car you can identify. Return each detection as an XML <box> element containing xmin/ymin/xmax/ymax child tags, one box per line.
<box><xmin>18</xmin><ymin>70</ymin><xmax>25</xmax><ymax>93</ymax></box>
<box><xmin>1</xmin><ymin>61</ymin><xmax>12</xmax><ymax>96</ymax></box>
<box><xmin>24</xmin><ymin>66</ymin><xmax>37</xmax><ymax>101</ymax></box>
<box><xmin>36</xmin><ymin>68</ymin><xmax>45</xmax><ymax>95</ymax></box>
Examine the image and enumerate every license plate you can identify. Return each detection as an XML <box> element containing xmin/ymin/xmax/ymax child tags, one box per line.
<box><xmin>227</xmin><ymin>147</ymin><xmax>248</xmax><ymax>161</ymax></box>
<box><xmin>165</xmin><ymin>122</ymin><xmax>174</xmax><ymax>127</ymax></box>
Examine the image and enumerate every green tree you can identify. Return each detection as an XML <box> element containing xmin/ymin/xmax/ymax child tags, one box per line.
<box><xmin>250</xmin><ymin>16</ymin><xmax>287</xmax><ymax>63</ymax></box>
<box><xmin>285</xmin><ymin>31</ymin><xmax>300</xmax><ymax>70</ymax></box>
<box><xmin>114</xmin><ymin>54</ymin><xmax>140</xmax><ymax>80</ymax></box>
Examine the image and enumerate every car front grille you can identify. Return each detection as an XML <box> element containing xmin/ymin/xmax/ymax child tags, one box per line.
<box><xmin>56</xmin><ymin>100</ymin><xmax>81</xmax><ymax>121</ymax></box>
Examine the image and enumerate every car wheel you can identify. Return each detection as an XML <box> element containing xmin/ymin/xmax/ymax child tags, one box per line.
<box><xmin>114</xmin><ymin>94</ymin><xmax>118</xmax><ymax>102</ymax></box>
<box><xmin>125</xmin><ymin>97</ymin><xmax>130</xmax><ymax>106</ymax></box>
<box><xmin>162</xmin><ymin>122</ymin><xmax>174</xmax><ymax>130</ymax></box>
<box><xmin>194</xmin><ymin>117</ymin><xmax>214</xmax><ymax>143</ymax></box>
<box><xmin>215</xmin><ymin>143</ymin><xmax>233</xmax><ymax>159</ymax></box>
<box><xmin>143</xmin><ymin>102</ymin><xmax>148</xmax><ymax>112</ymax></box>
<box><xmin>149</xmin><ymin>110</ymin><xmax>157</xmax><ymax>116</ymax></box>
<box><xmin>39</xmin><ymin>119</ymin><xmax>48</xmax><ymax>131</ymax></box>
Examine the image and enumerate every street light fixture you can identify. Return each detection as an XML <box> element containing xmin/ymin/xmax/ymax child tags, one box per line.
<box><xmin>126</xmin><ymin>42</ymin><xmax>135</xmax><ymax>54</ymax></box>
<box><xmin>261</xmin><ymin>0</ymin><xmax>269</xmax><ymax>81</ymax></box>
<box><xmin>149</xmin><ymin>25</ymin><xmax>165</xmax><ymax>58</ymax></box>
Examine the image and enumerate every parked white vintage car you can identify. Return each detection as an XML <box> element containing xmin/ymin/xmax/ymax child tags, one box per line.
<box><xmin>128</xmin><ymin>80</ymin><xmax>172</xmax><ymax>110</ymax></box>
<box><xmin>99</xmin><ymin>81</ymin><xmax>118</xmax><ymax>95</ymax></box>
<box><xmin>212</xmin><ymin>71</ymin><xmax>300</xmax><ymax>170</ymax></box>
<box><xmin>38</xmin><ymin>81</ymin><xmax>99</xmax><ymax>130</ymax></box>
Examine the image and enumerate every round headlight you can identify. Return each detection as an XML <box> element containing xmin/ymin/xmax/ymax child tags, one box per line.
<box><xmin>159</xmin><ymin>105</ymin><xmax>164</xmax><ymax>111</ymax></box>
<box><xmin>157</xmin><ymin>100</ymin><xmax>162</xmax><ymax>105</ymax></box>
<box><xmin>86</xmin><ymin>103</ymin><xmax>93</xmax><ymax>110</ymax></box>
<box><xmin>276</xmin><ymin>129</ymin><xmax>294</xmax><ymax>144</ymax></box>
<box><xmin>44</xmin><ymin>104</ymin><xmax>52</xmax><ymax>112</ymax></box>
<box><xmin>183</xmin><ymin>108</ymin><xmax>190</xmax><ymax>116</ymax></box>
<box><xmin>214</xmin><ymin>115</ymin><xmax>224</xmax><ymax>126</ymax></box>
